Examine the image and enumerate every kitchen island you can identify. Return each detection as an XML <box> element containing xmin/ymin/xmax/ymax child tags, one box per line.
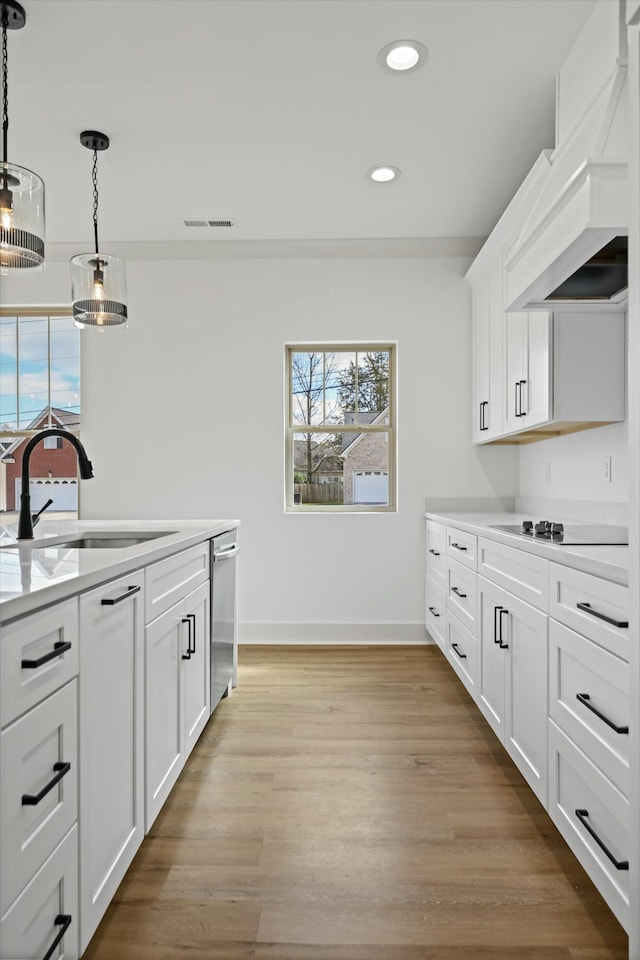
<box><xmin>0</xmin><ymin>517</ymin><xmax>239</xmax><ymax>959</ymax></box>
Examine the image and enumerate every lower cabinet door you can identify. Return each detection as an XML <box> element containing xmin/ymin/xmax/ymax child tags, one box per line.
<box><xmin>477</xmin><ymin>576</ymin><xmax>506</xmax><ymax>741</ymax></box>
<box><xmin>183</xmin><ymin>580</ymin><xmax>211</xmax><ymax>756</ymax></box>
<box><xmin>145</xmin><ymin>600</ymin><xmax>186</xmax><ymax>830</ymax></box>
<box><xmin>0</xmin><ymin>825</ymin><xmax>78</xmax><ymax>960</ymax></box>
<box><xmin>446</xmin><ymin>612</ymin><xmax>477</xmax><ymax>697</ymax></box>
<box><xmin>548</xmin><ymin>719</ymin><xmax>629</xmax><ymax>931</ymax></box>
<box><xmin>426</xmin><ymin>577</ymin><xmax>446</xmax><ymax>650</ymax></box>
<box><xmin>79</xmin><ymin>572</ymin><xmax>145</xmax><ymax>953</ymax></box>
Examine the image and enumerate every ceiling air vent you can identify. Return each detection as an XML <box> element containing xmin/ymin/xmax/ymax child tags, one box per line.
<box><xmin>183</xmin><ymin>219</ymin><xmax>235</xmax><ymax>228</ymax></box>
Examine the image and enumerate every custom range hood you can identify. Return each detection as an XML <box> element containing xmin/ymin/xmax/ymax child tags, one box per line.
<box><xmin>505</xmin><ymin>61</ymin><xmax>628</xmax><ymax>311</ymax></box>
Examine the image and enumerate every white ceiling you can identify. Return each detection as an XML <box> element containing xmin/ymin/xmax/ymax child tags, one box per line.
<box><xmin>7</xmin><ymin>0</ymin><xmax>596</xmax><ymax>253</ymax></box>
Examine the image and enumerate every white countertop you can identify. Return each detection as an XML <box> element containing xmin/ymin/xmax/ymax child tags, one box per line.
<box><xmin>425</xmin><ymin>511</ymin><xmax>628</xmax><ymax>586</ymax></box>
<box><xmin>0</xmin><ymin>518</ymin><xmax>240</xmax><ymax>622</ymax></box>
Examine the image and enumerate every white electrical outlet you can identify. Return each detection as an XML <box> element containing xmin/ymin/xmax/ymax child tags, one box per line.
<box><xmin>603</xmin><ymin>456</ymin><xmax>612</xmax><ymax>482</ymax></box>
<box><xmin>545</xmin><ymin>462</ymin><xmax>551</xmax><ymax>484</ymax></box>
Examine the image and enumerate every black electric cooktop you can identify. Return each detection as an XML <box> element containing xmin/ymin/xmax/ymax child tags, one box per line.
<box><xmin>489</xmin><ymin>520</ymin><xmax>628</xmax><ymax>546</ymax></box>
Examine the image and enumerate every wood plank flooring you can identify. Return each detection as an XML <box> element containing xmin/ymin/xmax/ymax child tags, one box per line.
<box><xmin>84</xmin><ymin>645</ymin><xmax>628</xmax><ymax>960</ymax></box>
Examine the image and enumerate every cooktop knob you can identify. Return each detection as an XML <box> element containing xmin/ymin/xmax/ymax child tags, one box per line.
<box><xmin>535</xmin><ymin>520</ymin><xmax>551</xmax><ymax>533</ymax></box>
<box><xmin>522</xmin><ymin>520</ymin><xmax>533</xmax><ymax>532</ymax></box>
<box><xmin>551</xmin><ymin>522</ymin><xmax>564</xmax><ymax>534</ymax></box>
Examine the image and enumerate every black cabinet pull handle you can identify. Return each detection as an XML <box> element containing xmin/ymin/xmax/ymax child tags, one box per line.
<box><xmin>451</xmin><ymin>542</ymin><xmax>467</xmax><ymax>551</ymax></box>
<box><xmin>187</xmin><ymin>613</ymin><xmax>197</xmax><ymax>653</ymax></box>
<box><xmin>42</xmin><ymin>914</ymin><xmax>72</xmax><ymax>960</ymax></box>
<box><xmin>22</xmin><ymin>762</ymin><xmax>71</xmax><ymax>806</ymax></box>
<box><xmin>21</xmin><ymin>641</ymin><xmax>71</xmax><ymax>670</ymax></box>
<box><xmin>451</xmin><ymin>642</ymin><xmax>467</xmax><ymax>660</ymax></box>
<box><xmin>519</xmin><ymin>379</ymin><xmax>527</xmax><ymax>416</ymax></box>
<box><xmin>181</xmin><ymin>617</ymin><xmax>192</xmax><ymax>659</ymax></box>
<box><xmin>428</xmin><ymin>606</ymin><xmax>440</xmax><ymax>618</ymax></box>
<box><xmin>576</xmin><ymin>693</ymin><xmax>629</xmax><ymax>734</ymax></box>
<box><xmin>574</xmin><ymin>809</ymin><xmax>628</xmax><ymax>870</ymax></box>
<box><xmin>428</xmin><ymin>548</ymin><xmax>440</xmax><ymax>556</ymax></box>
<box><xmin>515</xmin><ymin>381</ymin><xmax>521</xmax><ymax>417</ymax></box>
<box><xmin>498</xmin><ymin>608</ymin><xmax>509</xmax><ymax>648</ymax></box>
<box><xmin>576</xmin><ymin>602</ymin><xmax>628</xmax><ymax>629</ymax></box>
<box><xmin>480</xmin><ymin>401</ymin><xmax>488</xmax><ymax>431</ymax></box>
<box><xmin>493</xmin><ymin>605</ymin><xmax>503</xmax><ymax>644</ymax></box>
<box><xmin>101</xmin><ymin>584</ymin><xmax>141</xmax><ymax>606</ymax></box>
<box><xmin>451</xmin><ymin>586</ymin><xmax>467</xmax><ymax>598</ymax></box>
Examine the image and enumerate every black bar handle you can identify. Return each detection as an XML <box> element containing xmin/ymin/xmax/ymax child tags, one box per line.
<box><xmin>493</xmin><ymin>605</ymin><xmax>503</xmax><ymax>644</ymax></box>
<box><xmin>22</xmin><ymin>641</ymin><xmax>71</xmax><ymax>670</ymax></box>
<box><xmin>576</xmin><ymin>602</ymin><xmax>628</xmax><ymax>629</ymax></box>
<box><xmin>451</xmin><ymin>586</ymin><xmax>467</xmax><ymax>598</ymax></box>
<box><xmin>42</xmin><ymin>914</ymin><xmax>72</xmax><ymax>960</ymax></box>
<box><xmin>450</xmin><ymin>542</ymin><xmax>467</xmax><ymax>551</ymax></box>
<box><xmin>451</xmin><ymin>642</ymin><xmax>467</xmax><ymax>660</ymax></box>
<box><xmin>481</xmin><ymin>401</ymin><xmax>488</xmax><ymax>430</ymax></box>
<box><xmin>428</xmin><ymin>548</ymin><xmax>440</xmax><ymax>556</ymax></box>
<box><xmin>22</xmin><ymin>762</ymin><xmax>71</xmax><ymax>806</ymax></box>
<box><xmin>519</xmin><ymin>379</ymin><xmax>527</xmax><ymax>416</ymax></box>
<box><xmin>576</xmin><ymin>693</ymin><xmax>629</xmax><ymax>734</ymax></box>
<box><xmin>428</xmin><ymin>606</ymin><xmax>440</xmax><ymax>618</ymax></box>
<box><xmin>574</xmin><ymin>809</ymin><xmax>628</xmax><ymax>870</ymax></box>
<box><xmin>187</xmin><ymin>613</ymin><xmax>197</xmax><ymax>653</ymax></box>
<box><xmin>515</xmin><ymin>381</ymin><xmax>521</xmax><ymax>417</ymax></box>
<box><xmin>101</xmin><ymin>584</ymin><xmax>141</xmax><ymax>606</ymax></box>
<box><xmin>480</xmin><ymin>402</ymin><xmax>483</xmax><ymax>431</ymax></box>
<box><xmin>498</xmin><ymin>608</ymin><xmax>509</xmax><ymax>648</ymax></box>
<box><xmin>181</xmin><ymin>618</ymin><xmax>192</xmax><ymax>659</ymax></box>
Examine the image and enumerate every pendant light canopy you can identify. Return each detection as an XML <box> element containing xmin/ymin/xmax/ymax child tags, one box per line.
<box><xmin>71</xmin><ymin>130</ymin><xmax>127</xmax><ymax>328</ymax></box>
<box><xmin>0</xmin><ymin>1</ymin><xmax>45</xmax><ymax>274</ymax></box>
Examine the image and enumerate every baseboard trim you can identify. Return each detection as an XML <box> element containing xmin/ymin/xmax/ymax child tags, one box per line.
<box><xmin>238</xmin><ymin>622</ymin><xmax>431</xmax><ymax>644</ymax></box>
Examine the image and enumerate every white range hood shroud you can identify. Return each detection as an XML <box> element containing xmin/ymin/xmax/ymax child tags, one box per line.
<box><xmin>505</xmin><ymin>61</ymin><xmax>628</xmax><ymax>312</ymax></box>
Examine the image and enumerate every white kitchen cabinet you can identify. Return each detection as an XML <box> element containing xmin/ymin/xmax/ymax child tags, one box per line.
<box><xmin>78</xmin><ymin>571</ymin><xmax>145</xmax><ymax>954</ymax></box>
<box><xmin>145</xmin><ymin>579</ymin><xmax>210</xmax><ymax>829</ymax></box>
<box><xmin>425</xmin><ymin>519</ymin><xmax>446</xmax><ymax>589</ymax></box>
<box><xmin>425</xmin><ymin>577</ymin><xmax>446</xmax><ymax>650</ymax></box>
<box><xmin>503</xmin><ymin>310</ymin><xmax>551</xmax><ymax>433</ymax></box>
<box><xmin>478</xmin><ymin>574</ymin><xmax>548</xmax><ymax>806</ymax></box>
<box><xmin>446</xmin><ymin>611</ymin><xmax>477</xmax><ymax>697</ymax></box>
<box><xmin>472</xmin><ymin>263</ymin><xmax>504</xmax><ymax>441</ymax></box>
<box><xmin>0</xmin><ymin>826</ymin><xmax>78</xmax><ymax>960</ymax></box>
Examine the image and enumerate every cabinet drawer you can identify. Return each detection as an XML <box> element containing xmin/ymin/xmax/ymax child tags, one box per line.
<box><xmin>145</xmin><ymin>541</ymin><xmax>209</xmax><ymax>623</ymax></box>
<box><xmin>1</xmin><ymin>680</ymin><xmax>78</xmax><ymax>914</ymax></box>
<box><xmin>426</xmin><ymin>577</ymin><xmax>446</xmax><ymax>650</ymax></box>
<box><xmin>446</xmin><ymin>558</ymin><xmax>477</xmax><ymax>634</ymax></box>
<box><xmin>426</xmin><ymin>520</ymin><xmax>446</xmax><ymax>588</ymax></box>
<box><xmin>446</xmin><ymin>611</ymin><xmax>477</xmax><ymax>697</ymax></box>
<box><xmin>1</xmin><ymin>598</ymin><xmax>79</xmax><ymax>728</ymax></box>
<box><xmin>548</xmin><ymin>562</ymin><xmax>629</xmax><ymax>659</ymax></box>
<box><xmin>548</xmin><ymin>720</ymin><xmax>629</xmax><ymax>931</ymax></box>
<box><xmin>0</xmin><ymin>824</ymin><xmax>78</xmax><ymax>960</ymax></box>
<box><xmin>446</xmin><ymin>527</ymin><xmax>477</xmax><ymax>570</ymax></box>
<box><xmin>549</xmin><ymin>619</ymin><xmax>629</xmax><ymax>797</ymax></box>
<box><xmin>478</xmin><ymin>537</ymin><xmax>548</xmax><ymax>610</ymax></box>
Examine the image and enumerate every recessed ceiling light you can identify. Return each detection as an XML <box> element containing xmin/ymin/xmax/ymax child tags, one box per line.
<box><xmin>378</xmin><ymin>40</ymin><xmax>427</xmax><ymax>73</ymax></box>
<box><xmin>369</xmin><ymin>166</ymin><xmax>400</xmax><ymax>183</ymax></box>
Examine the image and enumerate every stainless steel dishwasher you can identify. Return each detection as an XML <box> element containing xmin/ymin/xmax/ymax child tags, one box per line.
<box><xmin>210</xmin><ymin>529</ymin><xmax>239</xmax><ymax>714</ymax></box>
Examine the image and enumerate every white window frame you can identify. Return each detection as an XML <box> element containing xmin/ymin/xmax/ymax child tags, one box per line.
<box><xmin>285</xmin><ymin>342</ymin><xmax>396</xmax><ymax>513</ymax></box>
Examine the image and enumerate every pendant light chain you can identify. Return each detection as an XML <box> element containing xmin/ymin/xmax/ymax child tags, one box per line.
<box><xmin>2</xmin><ymin>12</ymin><xmax>8</xmax><ymax>164</ymax></box>
<box><xmin>92</xmin><ymin>147</ymin><xmax>100</xmax><ymax>255</ymax></box>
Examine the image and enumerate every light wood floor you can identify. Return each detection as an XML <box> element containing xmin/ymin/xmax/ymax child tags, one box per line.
<box><xmin>84</xmin><ymin>645</ymin><xmax>628</xmax><ymax>960</ymax></box>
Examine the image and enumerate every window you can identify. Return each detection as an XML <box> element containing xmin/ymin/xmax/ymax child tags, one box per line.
<box><xmin>0</xmin><ymin>309</ymin><xmax>81</xmax><ymax>516</ymax></box>
<box><xmin>285</xmin><ymin>344</ymin><xmax>396</xmax><ymax>511</ymax></box>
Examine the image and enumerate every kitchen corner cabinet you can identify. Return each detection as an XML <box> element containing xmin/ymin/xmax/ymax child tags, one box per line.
<box><xmin>472</xmin><ymin>263</ymin><xmax>504</xmax><ymax>441</ymax></box>
<box><xmin>78</xmin><ymin>571</ymin><xmax>145</xmax><ymax>954</ymax></box>
<box><xmin>145</xmin><ymin>578</ymin><xmax>210</xmax><ymax>829</ymax></box>
<box><xmin>478</xmin><ymin>574</ymin><xmax>548</xmax><ymax>805</ymax></box>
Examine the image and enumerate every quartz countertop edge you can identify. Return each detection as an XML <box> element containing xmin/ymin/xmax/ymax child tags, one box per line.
<box><xmin>0</xmin><ymin>518</ymin><xmax>240</xmax><ymax>623</ymax></box>
<box><xmin>425</xmin><ymin>511</ymin><xmax>628</xmax><ymax>586</ymax></box>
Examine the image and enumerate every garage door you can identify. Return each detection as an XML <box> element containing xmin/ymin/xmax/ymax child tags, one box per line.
<box><xmin>353</xmin><ymin>470</ymin><xmax>388</xmax><ymax>504</ymax></box>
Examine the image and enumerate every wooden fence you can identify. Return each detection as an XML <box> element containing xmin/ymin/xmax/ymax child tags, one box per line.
<box><xmin>294</xmin><ymin>482</ymin><xmax>343</xmax><ymax>504</ymax></box>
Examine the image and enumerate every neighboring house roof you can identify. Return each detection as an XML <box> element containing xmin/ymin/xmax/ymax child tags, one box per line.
<box><xmin>340</xmin><ymin>407</ymin><xmax>389</xmax><ymax>458</ymax></box>
<box><xmin>0</xmin><ymin>407</ymin><xmax>81</xmax><ymax>462</ymax></box>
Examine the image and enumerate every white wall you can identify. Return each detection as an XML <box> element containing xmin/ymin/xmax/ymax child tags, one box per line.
<box><xmin>2</xmin><ymin>255</ymin><xmax>518</xmax><ymax>639</ymax></box>
<box><xmin>518</xmin><ymin>420</ymin><xmax>628</xmax><ymax>522</ymax></box>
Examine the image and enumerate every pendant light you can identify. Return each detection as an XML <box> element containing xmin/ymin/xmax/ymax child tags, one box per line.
<box><xmin>70</xmin><ymin>131</ymin><xmax>127</xmax><ymax>328</ymax></box>
<box><xmin>0</xmin><ymin>1</ymin><xmax>45</xmax><ymax>274</ymax></box>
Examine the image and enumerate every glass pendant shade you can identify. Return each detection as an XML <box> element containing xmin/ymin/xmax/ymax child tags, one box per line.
<box><xmin>70</xmin><ymin>252</ymin><xmax>128</xmax><ymax>328</ymax></box>
<box><xmin>0</xmin><ymin>161</ymin><xmax>45</xmax><ymax>274</ymax></box>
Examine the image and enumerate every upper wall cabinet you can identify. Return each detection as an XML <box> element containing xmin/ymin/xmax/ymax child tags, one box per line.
<box><xmin>472</xmin><ymin>263</ymin><xmax>503</xmax><ymax>442</ymax></box>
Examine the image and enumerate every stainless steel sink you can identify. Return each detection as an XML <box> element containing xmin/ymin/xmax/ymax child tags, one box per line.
<box><xmin>1</xmin><ymin>531</ymin><xmax>176</xmax><ymax>549</ymax></box>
